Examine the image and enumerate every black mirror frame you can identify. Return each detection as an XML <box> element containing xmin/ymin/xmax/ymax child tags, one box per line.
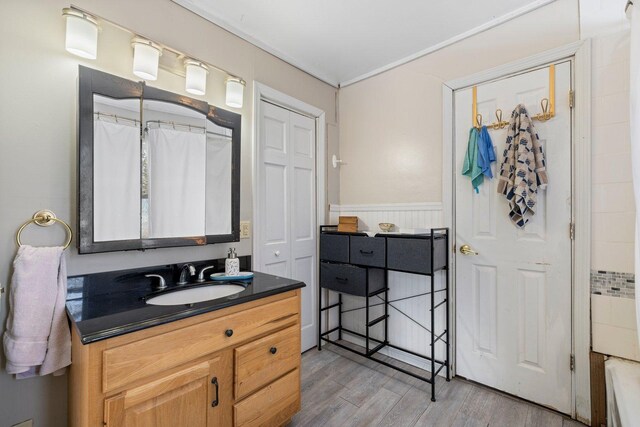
<box><xmin>78</xmin><ymin>66</ymin><xmax>241</xmax><ymax>254</ymax></box>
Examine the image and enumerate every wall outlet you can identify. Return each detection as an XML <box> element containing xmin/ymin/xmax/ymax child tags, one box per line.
<box><xmin>13</xmin><ymin>420</ymin><xmax>33</xmax><ymax>427</ymax></box>
<box><xmin>240</xmin><ymin>221</ymin><xmax>251</xmax><ymax>239</ymax></box>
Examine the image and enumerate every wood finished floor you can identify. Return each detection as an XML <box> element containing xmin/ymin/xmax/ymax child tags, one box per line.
<box><xmin>290</xmin><ymin>343</ymin><xmax>586</xmax><ymax>427</ymax></box>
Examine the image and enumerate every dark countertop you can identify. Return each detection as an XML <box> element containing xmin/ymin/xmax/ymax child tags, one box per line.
<box><xmin>66</xmin><ymin>258</ymin><xmax>305</xmax><ymax>344</ymax></box>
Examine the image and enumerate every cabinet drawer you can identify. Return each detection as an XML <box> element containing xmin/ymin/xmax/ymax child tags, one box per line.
<box><xmin>386</xmin><ymin>236</ymin><xmax>447</xmax><ymax>274</ymax></box>
<box><xmin>102</xmin><ymin>295</ymin><xmax>299</xmax><ymax>393</ymax></box>
<box><xmin>350</xmin><ymin>236</ymin><xmax>386</xmax><ymax>267</ymax></box>
<box><xmin>320</xmin><ymin>233</ymin><xmax>349</xmax><ymax>263</ymax></box>
<box><xmin>234</xmin><ymin>368</ymin><xmax>300</xmax><ymax>427</ymax></box>
<box><xmin>320</xmin><ymin>262</ymin><xmax>385</xmax><ymax>297</ymax></box>
<box><xmin>235</xmin><ymin>325</ymin><xmax>300</xmax><ymax>400</ymax></box>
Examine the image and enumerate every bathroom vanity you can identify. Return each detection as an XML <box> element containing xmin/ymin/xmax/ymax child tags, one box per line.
<box><xmin>66</xmin><ymin>262</ymin><xmax>304</xmax><ymax>427</ymax></box>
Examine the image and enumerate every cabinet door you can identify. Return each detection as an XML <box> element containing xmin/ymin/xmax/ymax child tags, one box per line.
<box><xmin>104</xmin><ymin>355</ymin><xmax>230</xmax><ymax>427</ymax></box>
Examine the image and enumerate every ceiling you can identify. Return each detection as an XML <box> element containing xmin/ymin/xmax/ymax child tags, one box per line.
<box><xmin>172</xmin><ymin>0</ymin><xmax>555</xmax><ymax>87</ymax></box>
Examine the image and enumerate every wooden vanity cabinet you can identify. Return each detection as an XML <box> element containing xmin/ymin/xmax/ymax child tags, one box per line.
<box><xmin>103</xmin><ymin>354</ymin><xmax>231</xmax><ymax>427</ymax></box>
<box><xmin>70</xmin><ymin>290</ymin><xmax>302</xmax><ymax>427</ymax></box>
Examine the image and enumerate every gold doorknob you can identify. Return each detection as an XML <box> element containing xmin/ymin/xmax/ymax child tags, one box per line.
<box><xmin>460</xmin><ymin>244</ymin><xmax>479</xmax><ymax>256</ymax></box>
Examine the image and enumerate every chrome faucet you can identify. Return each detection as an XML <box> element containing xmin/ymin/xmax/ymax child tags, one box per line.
<box><xmin>177</xmin><ymin>263</ymin><xmax>196</xmax><ymax>285</ymax></box>
<box><xmin>197</xmin><ymin>266</ymin><xmax>215</xmax><ymax>282</ymax></box>
<box><xmin>145</xmin><ymin>274</ymin><xmax>167</xmax><ymax>291</ymax></box>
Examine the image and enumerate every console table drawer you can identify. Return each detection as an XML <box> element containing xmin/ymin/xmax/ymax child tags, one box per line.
<box><xmin>320</xmin><ymin>233</ymin><xmax>349</xmax><ymax>263</ymax></box>
<box><xmin>350</xmin><ymin>236</ymin><xmax>386</xmax><ymax>267</ymax></box>
<box><xmin>320</xmin><ymin>262</ymin><xmax>385</xmax><ymax>297</ymax></box>
<box><xmin>386</xmin><ymin>237</ymin><xmax>447</xmax><ymax>274</ymax></box>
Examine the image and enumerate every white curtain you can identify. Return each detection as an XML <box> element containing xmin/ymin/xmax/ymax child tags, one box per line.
<box><xmin>148</xmin><ymin>127</ymin><xmax>206</xmax><ymax>238</ymax></box>
<box><xmin>629</xmin><ymin>2</ymin><xmax>640</xmax><ymax>342</ymax></box>
<box><xmin>205</xmin><ymin>136</ymin><xmax>232</xmax><ymax>235</ymax></box>
<box><xmin>93</xmin><ymin>119</ymin><xmax>141</xmax><ymax>241</ymax></box>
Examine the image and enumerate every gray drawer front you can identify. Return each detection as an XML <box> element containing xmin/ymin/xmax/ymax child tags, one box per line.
<box><xmin>320</xmin><ymin>263</ymin><xmax>385</xmax><ymax>297</ymax></box>
<box><xmin>320</xmin><ymin>234</ymin><xmax>349</xmax><ymax>263</ymax></box>
<box><xmin>350</xmin><ymin>236</ymin><xmax>386</xmax><ymax>267</ymax></box>
<box><xmin>386</xmin><ymin>237</ymin><xmax>447</xmax><ymax>274</ymax></box>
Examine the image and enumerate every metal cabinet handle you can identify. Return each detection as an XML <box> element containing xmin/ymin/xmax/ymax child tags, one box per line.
<box><xmin>211</xmin><ymin>377</ymin><xmax>219</xmax><ymax>407</ymax></box>
<box><xmin>270</xmin><ymin>347</ymin><xmax>277</xmax><ymax>355</ymax></box>
<box><xmin>225</xmin><ymin>329</ymin><xmax>233</xmax><ymax>337</ymax></box>
<box><xmin>359</xmin><ymin>250</ymin><xmax>374</xmax><ymax>255</ymax></box>
<box><xmin>335</xmin><ymin>277</ymin><xmax>348</xmax><ymax>282</ymax></box>
<box><xmin>275</xmin><ymin>250</ymin><xmax>280</xmax><ymax>257</ymax></box>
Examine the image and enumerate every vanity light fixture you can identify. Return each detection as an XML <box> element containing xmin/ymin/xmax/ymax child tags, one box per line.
<box><xmin>184</xmin><ymin>60</ymin><xmax>208</xmax><ymax>96</ymax></box>
<box><xmin>225</xmin><ymin>77</ymin><xmax>246</xmax><ymax>108</ymax></box>
<box><xmin>62</xmin><ymin>8</ymin><xmax>98</xmax><ymax>59</ymax></box>
<box><xmin>132</xmin><ymin>38</ymin><xmax>162</xmax><ymax>81</ymax></box>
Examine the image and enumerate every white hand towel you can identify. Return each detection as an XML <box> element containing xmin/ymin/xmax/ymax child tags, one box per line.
<box><xmin>3</xmin><ymin>245</ymin><xmax>71</xmax><ymax>378</ymax></box>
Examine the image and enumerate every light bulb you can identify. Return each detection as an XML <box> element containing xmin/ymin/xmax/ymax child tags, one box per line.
<box><xmin>63</xmin><ymin>8</ymin><xmax>98</xmax><ymax>59</ymax></box>
<box><xmin>132</xmin><ymin>38</ymin><xmax>162</xmax><ymax>81</ymax></box>
<box><xmin>225</xmin><ymin>77</ymin><xmax>245</xmax><ymax>108</ymax></box>
<box><xmin>185</xmin><ymin>60</ymin><xmax>208</xmax><ymax>95</ymax></box>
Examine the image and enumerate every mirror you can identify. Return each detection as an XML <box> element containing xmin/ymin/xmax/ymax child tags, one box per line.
<box><xmin>78</xmin><ymin>66</ymin><xmax>240</xmax><ymax>253</ymax></box>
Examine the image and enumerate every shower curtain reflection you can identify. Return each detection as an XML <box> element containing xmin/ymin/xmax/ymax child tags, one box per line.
<box><xmin>206</xmin><ymin>135</ymin><xmax>232</xmax><ymax>235</ymax></box>
<box><xmin>93</xmin><ymin>118</ymin><xmax>141</xmax><ymax>241</ymax></box>
<box><xmin>147</xmin><ymin>125</ymin><xmax>206</xmax><ymax>238</ymax></box>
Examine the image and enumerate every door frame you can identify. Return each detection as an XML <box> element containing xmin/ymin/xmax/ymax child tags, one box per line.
<box><xmin>442</xmin><ymin>40</ymin><xmax>591</xmax><ymax>423</ymax></box>
<box><xmin>252</xmin><ymin>82</ymin><xmax>327</xmax><ymax>349</ymax></box>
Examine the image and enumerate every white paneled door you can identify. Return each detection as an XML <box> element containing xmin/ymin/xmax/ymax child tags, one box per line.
<box><xmin>455</xmin><ymin>62</ymin><xmax>572</xmax><ymax>414</ymax></box>
<box><xmin>258</xmin><ymin>100</ymin><xmax>317</xmax><ymax>351</ymax></box>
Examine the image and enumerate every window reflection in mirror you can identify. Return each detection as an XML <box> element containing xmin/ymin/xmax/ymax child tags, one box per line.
<box><xmin>93</xmin><ymin>94</ymin><xmax>141</xmax><ymax>242</ymax></box>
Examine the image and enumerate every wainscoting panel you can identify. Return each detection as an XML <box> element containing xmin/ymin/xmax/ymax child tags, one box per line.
<box><xmin>328</xmin><ymin>202</ymin><xmax>443</xmax><ymax>232</ymax></box>
<box><xmin>325</xmin><ymin>203</ymin><xmax>446</xmax><ymax>372</ymax></box>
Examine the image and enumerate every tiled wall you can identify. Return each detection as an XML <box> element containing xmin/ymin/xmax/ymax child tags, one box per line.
<box><xmin>592</xmin><ymin>294</ymin><xmax>640</xmax><ymax>361</ymax></box>
<box><xmin>590</xmin><ymin>28</ymin><xmax>638</xmax><ymax>361</ymax></box>
<box><xmin>591</xmin><ymin>29</ymin><xmax>635</xmax><ymax>274</ymax></box>
<box><xmin>591</xmin><ymin>270</ymin><xmax>635</xmax><ymax>298</ymax></box>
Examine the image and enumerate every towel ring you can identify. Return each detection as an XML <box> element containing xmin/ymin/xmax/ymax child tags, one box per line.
<box><xmin>15</xmin><ymin>210</ymin><xmax>72</xmax><ymax>249</ymax></box>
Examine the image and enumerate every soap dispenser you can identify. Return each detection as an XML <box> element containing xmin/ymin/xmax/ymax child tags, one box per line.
<box><xmin>225</xmin><ymin>248</ymin><xmax>239</xmax><ymax>276</ymax></box>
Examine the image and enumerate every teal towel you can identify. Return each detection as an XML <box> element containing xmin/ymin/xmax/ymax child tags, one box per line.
<box><xmin>478</xmin><ymin>126</ymin><xmax>496</xmax><ymax>178</ymax></box>
<box><xmin>462</xmin><ymin>128</ymin><xmax>483</xmax><ymax>193</ymax></box>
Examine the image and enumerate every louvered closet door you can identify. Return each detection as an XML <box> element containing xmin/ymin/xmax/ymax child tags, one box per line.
<box><xmin>454</xmin><ymin>61</ymin><xmax>572</xmax><ymax>414</ymax></box>
<box><xmin>258</xmin><ymin>100</ymin><xmax>317</xmax><ymax>351</ymax></box>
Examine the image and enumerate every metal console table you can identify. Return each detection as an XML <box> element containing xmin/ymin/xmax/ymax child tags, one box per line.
<box><xmin>317</xmin><ymin>225</ymin><xmax>450</xmax><ymax>401</ymax></box>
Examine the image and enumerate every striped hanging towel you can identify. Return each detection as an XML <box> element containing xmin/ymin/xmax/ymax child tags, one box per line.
<box><xmin>496</xmin><ymin>104</ymin><xmax>548</xmax><ymax>228</ymax></box>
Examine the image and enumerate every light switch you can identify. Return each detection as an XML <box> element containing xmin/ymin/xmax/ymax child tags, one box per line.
<box><xmin>240</xmin><ymin>221</ymin><xmax>251</xmax><ymax>239</ymax></box>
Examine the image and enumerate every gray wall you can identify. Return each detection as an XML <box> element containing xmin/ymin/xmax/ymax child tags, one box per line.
<box><xmin>0</xmin><ymin>1</ymin><xmax>338</xmax><ymax>425</ymax></box>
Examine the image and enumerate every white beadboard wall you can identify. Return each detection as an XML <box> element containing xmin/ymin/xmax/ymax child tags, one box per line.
<box><xmin>329</xmin><ymin>202</ymin><xmax>444</xmax><ymax>231</ymax></box>
<box><xmin>326</xmin><ymin>203</ymin><xmax>448</xmax><ymax>372</ymax></box>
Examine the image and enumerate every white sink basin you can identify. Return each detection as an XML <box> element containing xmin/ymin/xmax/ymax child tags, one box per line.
<box><xmin>146</xmin><ymin>284</ymin><xmax>245</xmax><ymax>306</ymax></box>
